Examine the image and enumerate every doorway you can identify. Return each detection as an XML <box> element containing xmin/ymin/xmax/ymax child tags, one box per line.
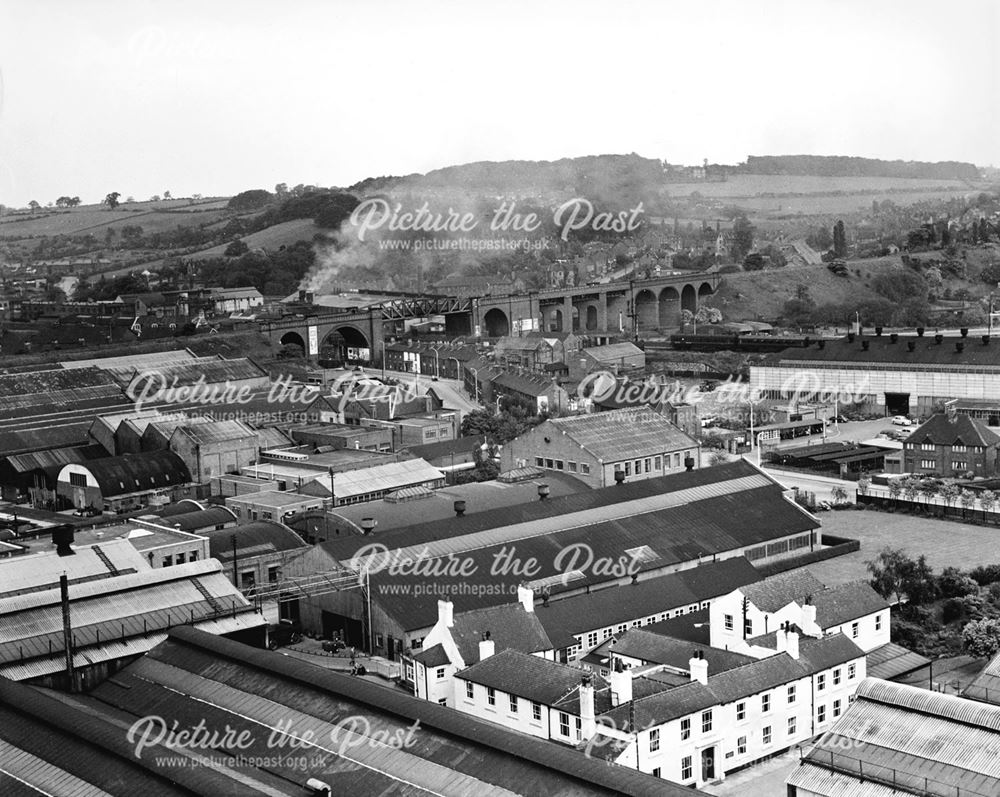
<box><xmin>885</xmin><ymin>392</ymin><xmax>910</xmax><ymax>416</ymax></box>
<box><xmin>701</xmin><ymin>746</ymin><xmax>716</xmax><ymax>782</ymax></box>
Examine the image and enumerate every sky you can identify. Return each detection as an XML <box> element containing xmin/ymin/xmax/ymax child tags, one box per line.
<box><xmin>0</xmin><ymin>0</ymin><xmax>997</xmax><ymax>206</ymax></box>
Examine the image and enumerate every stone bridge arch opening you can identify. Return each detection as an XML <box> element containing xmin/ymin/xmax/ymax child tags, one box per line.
<box><xmin>279</xmin><ymin>331</ymin><xmax>306</xmax><ymax>357</ymax></box>
<box><xmin>585</xmin><ymin>304</ymin><xmax>599</xmax><ymax>331</ymax></box>
<box><xmin>635</xmin><ymin>289</ymin><xmax>658</xmax><ymax>332</ymax></box>
<box><xmin>681</xmin><ymin>284</ymin><xmax>698</xmax><ymax>316</ymax></box>
<box><xmin>698</xmin><ymin>282</ymin><xmax>715</xmax><ymax>303</ymax></box>
<box><xmin>483</xmin><ymin>308</ymin><xmax>510</xmax><ymax>337</ymax></box>
<box><xmin>322</xmin><ymin>325</ymin><xmax>371</xmax><ymax>364</ymax></box>
<box><xmin>658</xmin><ymin>287</ymin><xmax>680</xmax><ymax>329</ymax></box>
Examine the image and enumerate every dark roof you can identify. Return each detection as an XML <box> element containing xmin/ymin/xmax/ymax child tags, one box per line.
<box><xmin>601</xmin><ymin>629</ymin><xmax>756</xmax><ymax>673</ymax></box>
<box><xmin>534</xmin><ymin>558</ymin><xmax>760</xmax><ymax>643</ymax></box>
<box><xmin>146</xmin><ymin>627</ymin><xmax>680</xmax><ymax>796</ymax></box>
<box><xmin>412</xmin><ymin>643</ymin><xmax>451</xmax><ymax>667</ymax></box>
<box><xmin>405</xmin><ymin>434</ymin><xmax>485</xmax><ymax>461</ymax></box>
<box><xmin>458</xmin><ymin>649</ymin><xmax>607</xmax><ymax>706</ymax></box>
<box><xmin>494</xmin><ymin>371</ymin><xmax>556</xmax><ymax>397</ymax></box>
<box><xmin>775</xmin><ymin>333</ymin><xmax>1000</xmax><ymax>368</ymax></box>
<box><xmin>741</xmin><ymin>569</ymin><xmax>826</xmax><ymax>613</ymax></box>
<box><xmin>0</xmin><ymin>423</ymin><xmax>92</xmax><ymax>456</ymax></box>
<box><xmin>603</xmin><ymin>634</ymin><xmax>864</xmax><ymax>729</ymax></box>
<box><xmin>157</xmin><ymin>506</ymin><xmax>236</xmax><ymax>532</ymax></box>
<box><xmin>3</xmin><ymin>443</ymin><xmax>107</xmax><ymax>474</ymax></box>
<box><xmin>0</xmin><ymin>366</ymin><xmax>117</xmax><ymax>397</ymax></box>
<box><xmin>906</xmin><ymin>413</ymin><xmax>1000</xmax><ymax>447</ymax></box>
<box><xmin>868</xmin><ymin>642</ymin><xmax>931</xmax><ymax>682</ymax></box>
<box><xmin>71</xmin><ymin>451</ymin><xmax>192</xmax><ymax>496</ymax></box>
<box><xmin>449</xmin><ymin>604</ymin><xmax>553</xmax><ymax>663</ymax></box>
<box><xmin>642</xmin><ymin>609</ymin><xmax>713</xmax><ymax>646</ymax></box>
<box><xmin>810</xmin><ymin>581</ymin><xmax>890</xmax><ymax>628</ymax></box>
<box><xmin>203</xmin><ymin>521</ymin><xmax>308</xmax><ymax>560</ymax></box>
<box><xmin>322</xmin><ymin>459</ymin><xmax>775</xmax><ymax>561</ymax></box>
<box><xmin>542</xmin><ymin>408</ymin><xmax>698</xmax><ymax>461</ymax></box>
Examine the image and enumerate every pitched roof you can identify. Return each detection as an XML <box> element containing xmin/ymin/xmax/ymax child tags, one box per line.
<box><xmin>965</xmin><ymin>650</ymin><xmax>1000</xmax><ymax>706</ymax></box>
<box><xmin>867</xmin><ymin>641</ymin><xmax>931</xmax><ymax>682</ymax></box>
<box><xmin>449</xmin><ymin>604</ymin><xmax>553</xmax><ymax>664</ymax></box>
<box><xmin>776</xmin><ymin>333</ymin><xmax>1000</xmax><ymax>368</ymax></box>
<box><xmin>544</xmin><ymin>407</ymin><xmax>698</xmax><ymax>461</ymax></box>
<box><xmin>405</xmin><ymin>435</ymin><xmax>485</xmax><ymax>461</ymax></box>
<box><xmin>740</xmin><ymin>569</ymin><xmax>826</xmax><ymax>613</ymax></box>
<box><xmin>457</xmin><ymin>649</ymin><xmax>606</xmax><ymax>706</ymax></box>
<box><xmin>906</xmin><ymin>413</ymin><xmax>1000</xmax><ymax>447</ymax></box>
<box><xmin>810</xmin><ymin>581</ymin><xmax>890</xmax><ymax>628</ymax></box>
<box><xmin>583</xmin><ymin>342</ymin><xmax>645</xmax><ymax>361</ymax></box>
<box><xmin>65</xmin><ymin>451</ymin><xmax>192</xmax><ymax>496</ymax></box>
<box><xmin>172</xmin><ymin>419</ymin><xmax>258</xmax><ymax>445</ymax></box>
<box><xmin>601</xmin><ymin>629</ymin><xmax>756</xmax><ymax>673</ymax></box>
<box><xmin>533</xmin><ymin>558</ymin><xmax>760</xmax><ymax>643</ymax></box>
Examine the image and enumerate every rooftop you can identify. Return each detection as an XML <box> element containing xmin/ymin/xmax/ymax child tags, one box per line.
<box><xmin>773</xmin><ymin>333</ymin><xmax>1000</xmax><ymax>368</ymax></box>
<box><xmin>740</xmin><ymin>569</ymin><xmax>827</xmax><ymax>613</ymax></box>
<box><xmin>62</xmin><ymin>450</ymin><xmax>193</xmax><ymax>497</ymax></box>
<box><xmin>307</xmin><ymin>458</ymin><xmax>445</xmax><ymax>500</ymax></box>
<box><xmin>203</xmin><ymin>520</ymin><xmax>309</xmax><ymax>561</ymax></box>
<box><xmin>544</xmin><ymin>407</ymin><xmax>698</xmax><ymax>461</ymax></box>
<box><xmin>448</xmin><ymin>603</ymin><xmax>554</xmax><ymax>664</ymax></box>
<box><xmin>906</xmin><ymin>412</ymin><xmax>1000</xmax><ymax>447</ymax></box>
<box><xmin>599</xmin><ymin>628</ymin><xmax>756</xmax><ymax>673</ymax></box>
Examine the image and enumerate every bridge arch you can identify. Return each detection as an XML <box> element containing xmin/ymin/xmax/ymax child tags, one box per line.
<box><xmin>681</xmin><ymin>284</ymin><xmax>698</xmax><ymax>315</ymax></box>
<box><xmin>606</xmin><ymin>294</ymin><xmax>627</xmax><ymax>333</ymax></box>
<box><xmin>635</xmin><ymin>289</ymin><xmax>658</xmax><ymax>331</ymax></box>
<box><xmin>698</xmin><ymin>281</ymin><xmax>715</xmax><ymax>302</ymax></box>
<box><xmin>279</xmin><ymin>331</ymin><xmax>306</xmax><ymax>353</ymax></box>
<box><xmin>321</xmin><ymin>324</ymin><xmax>372</xmax><ymax>363</ymax></box>
<box><xmin>658</xmin><ymin>287</ymin><xmax>680</xmax><ymax>329</ymax></box>
<box><xmin>585</xmin><ymin>304</ymin><xmax>599</xmax><ymax>331</ymax></box>
<box><xmin>571</xmin><ymin>305</ymin><xmax>580</xmax><ymax>332</ymax></box>
<box><xmin>484</xmin><ymin>308</ymin><xmax>510</xmax><ymax>337</ymax></box>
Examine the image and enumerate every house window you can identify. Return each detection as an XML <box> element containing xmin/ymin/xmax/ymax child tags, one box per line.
<box><xmin>69</xmin><ymin>472</ymin><xmax>87</xmax><ymax>487</ymax></box>
<box><xmin>437</xmin><ymin>698</ymin><xmax>447</xmax><ymax>705</ymax></box>
<box><xmin>736</xmin><ymin>702</ymin><xmax>745</xmax><ymax>721</ymax></box>
<box><xmin>921</xmin><ymin>459</ymin><xmax>936</xmax><ymax>469</ymax></box>
<box><xmin>555</xmin><ymin>460</ymin><xmax>564</xmax><ymax>471</ymax></box>
<box><xmin>833</xmin><ymin>699</ymin><xmax>842</xmax><ymax>718</ymax></box>
<box><xmin>654</xmin><ymin>456</ymin><xmax>661</xmax><ymax>469</ymax></box>
<box><xmin>190</xmin><ymin>551</ymin><xmax>198</xmax><ymax>561</ymax></box>
<box><xmin>240</xmin><ymin>570</ymin><xmax>255</xmax><ymax>589</ymax></box>
<box><xmin>876</xmin><ymin>614</ymin><xmax>883</xmax><ymax>631</ymax></box>
<box><xmin>580</xmin><ymin>463</ymin><xmax>591</xmax><ymax>475</ymax></box>
<box><xmin>644</xmin><ymin>458</ymin><xmax>651</xmax><ymax>473</ymax></box>
<box><xmin>818</xmin><ymin>704</ymin><xmax>827</xmax><ymax>723</ymax></box>
<box><xmin>535</xmin><ymin>457</ymin><xmax>544</xmax><ymax>467</ymax></box>
<box><xmin>649</xmin><ymin>728</ymin><xmax>660</xmax><ymax>752</ymax></box>
<box><xmin>833</xmin><ymin>668</ymin><xmax>841</xmax><ymax>686</ymax></box>
<box><xmin>487</xmin><ymin>687</ymin><xmax>495</xmax><ymax>706</ymax></box>
<box><xmin>762</xmin><ymin>693</ymin><xmax>771</xmax><ymax>713</ymax></box>
<box><xmin>763</xmin><ymin>725</ymin><xmax>772</xmax><ymax>745</ymax></box>
<box><xmin>954</xmin><ymin>444</ymin><xmax>967</xmax><ymax>452</ymax></box>
<box><xmin>436</xmin><ymin>667</ymin><xmax>446</xmax><ymax>680</ymax></box>
<box><xmin>575</xmin><ymin>717</ymin><xmax>581</xmax><ymax>741</ymax></box>
<box><xmin>724</xmin><ymin>614</ymin><xmax>734</xmax><ymax>631</ymax></box>
<box><xmin>603</xmin><ymin>628</ymin><xmax>613</xmax><ymax>640</ymax></box>
<box><xmin>744</xmin><ymin>617</ymin><xmax>753</xmax><ymax>637</ymax></box>
<box><xmin>587</xmin><ymin>631</ymin><xmax>598</xmax><ymax>648</ymax></box>
<box><xmin>466</xmin><ymin>682</ymin><xmax>474</xmax><ymax>699</ymax></box>
<box><xmin>680</xmin><ymin>717</ymin><xmax>691</xmax><ymax>740</ymax></box>
<box><xmin>737</xmin><ymin>735</ymin><xmax>747</xmax><ymax>755</ymax></box>
<box><xmin>652</xmin><ymin>767</ymin><xmax>661</xmax><ymax>778</ymax></box>
<box><xmin>634</xmin><ymin>459</ymin><xmax>641</xmax><ymax>474</ymax></box>
<box><xmin>268</xmin><ymin>566</ymin><xmax>280</xmax><ymax>583</ymax></box>
<box><xmin>163</xmin><ymin>555</ymin><xmax>173</xmax><ymax>567</ymax></box>
<box><xmin>411</xmin><ymin>638</ymin><xmax>423</xmax><ymax>650</ymax></box>
<box><xmin>568</xmin><ymin>461</ymin><xmax>577</xmax><ymax>472</ymax></box>
<box><xmin>673</xmin><ymin>453</ymin><xmax>681</xmax><ymax>467</ymax></box>
<box><xmin>817</xmin><ymin>673</ymin><xmax>826</xmax><ymax>691</ymax></box>
<box><xmin>701</xmin><ymin>710</ymin><xmax>712</xmax><ymax>733</ymax></box>
<box><xmin>624</xmin><ymin>462</ymin><xmax>631</xmax><ymax>477</ymax></box>
<box><xmin>848</xmin><ymin>663</ymin><xmax>857</xmax><ymax>680</ymax></box>
<box><xmin>558</xmin><ymin>712</ymin><xmax>569</xmax><ymax>737</ymax></box>
<box><xmin>787</xmin><ymin>684</ymin><xmax>796</xmax><ymax>704</ymax></box>
<box><xmin>509</xmin><ymin>695</ymin><xmax>518</xmax><ymax>713</ymax></box>
<box><xmin>176</xmin><ymin>553</ymin><xmax>185</xmax><ymax>565</ymax></box>
<box><xmin>545</xmin><ymin>459</ymin><xmax>554</xmax><ymax>469</ymax></box>
<box><xmin>532</xmin><ymin>702</ymin><xmax>541</xmax><ymax>721</ymax></box>
<box><xmin>953</xmin><ymin>461</ymin><xmax>967</xmax><ymax>472</ymax></box>
<box><xmin>921</xmin><ymin>443</ymin><xmax>934</xmax><ymax>451</ymax></box>
<box><xmin>851</xmin><ymin>622</ymin><xmax>859</xmax><ymax>639</ymax></box>
<box><xmin>788</xmin><ymin>716</ymin><xmax>797</xmax><ymax>735</ymax></box>
<box><xmin>681</xmin><ymin>756</ymin><xmax>693</xmax><ymax>781</ymax></box>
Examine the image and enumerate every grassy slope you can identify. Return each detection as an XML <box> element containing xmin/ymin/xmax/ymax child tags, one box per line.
<box><xmin>0</xmin><ymin>199</ymin><xmax>231</xmax><ymax>238</ymax></box>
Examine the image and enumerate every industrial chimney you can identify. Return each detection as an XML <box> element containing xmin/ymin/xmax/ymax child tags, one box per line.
<box><xmin>53</xmin><ymin>526</ymin><xmax>75</xmax><ymax>557</ymax></box>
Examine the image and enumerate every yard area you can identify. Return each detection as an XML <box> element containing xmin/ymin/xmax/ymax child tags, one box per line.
<box><xmin>800</xmin><ymin>509</ymin><xmax>999</xmax><ymax>586</ymax></box>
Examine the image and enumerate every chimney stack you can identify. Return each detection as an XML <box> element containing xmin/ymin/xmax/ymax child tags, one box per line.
<box><xmin>961</xmin><ymin>327</ymin><xmax>969</xmax><ymax>337</ymax></box>
<box><xmin>800</xmin><ymin>598</ymin><xmax>819</xmax><ymax>636</ymax></box>
<box><xmin>453</xmin><ymin>499</ymin><xmax>466</xmax><ymax>517</ymax></box>
<box><xmin>890</xmin><ymin>333</ymin><xmax>898</xmax><ymax>343</ymax></box>
<box><xmin>53</xmin><ymin>526</ymin><xmax>75</xmax><ymax>557</ymax></box>
<box><xmin>517</xmin><ymin>584</ymin><xmax>535</xmax><ymax>613</ymax></box>
<box><xmin>875</xmin><ymin>326</ymin><xmax>883</xmax><ymax>336</ymax></box>
<box><xmin>777</xmin><ymin>621</ymin><xmax>800</xmax><ymax>659</ymax></box>
<box><xmin>479</xmin><ymin>631</ymin><xmax>495</xmax><ymax>661</ymax></box>
<box><xmin>360</xmin><ymin>518</ymin><xmax>376</xmax><ymax>535</ymax></box>
<box><xmin>984</xmin><ymin>335</ymin><xmax>991</xmax><ymax>346</ymax></box>
<box><xmin>579</xmin><ymin>672</ymin><xmax>597</xmax><ymax>739</ymax></box>
<box><xmin>861</xmin><ymin>340</ymin><xmax>870</xmax><ymax>351</ymax></box>
<box><xmin>689</xmin><ymin>649</ymin><xmax>709</xmax><ymax>685</ymax></box>
<box><xmin>907</xmin><ymin>341</ymin><xmax>916</xmax><ymax>351</ymax></box>
<box><xmin>847</xmin><ymin>332</ymin><xmax>855</xmax><ymax>343</ymax></box>
<box><xmin>60</xmin><ymin>574</ymin><xmax>74</xmax><ymax>686</ymax></box>
<box><xmin>956</xmin><ymin>341</ymin><xmax>965</xmax><ymax>353</ymax></box>
<box><xmin>916</xmin><ymin>327</ymin><xmax>925</xmax><ymax>337</ymax></box>
<box><xmin>935</xmin><ymin>333</ymin><xmax>944</xmax><ymax>344</ymax></box>
<box><xmin>609</xmin><ymin>658</ymin><xmax>633</xmax><ymax>706</ymax></box>
<box><xmin>537</xmin><ymin>483</ymin><xmax>550</xmax><ymax>501</ymax></box>
<box><xmin>614</xmin><ymin>470</ymin><xmax>625</xmax><ymax>485</ymax></box>
<box><xmin>685</xmin><ymin>455</ymin><xmax>695</xmax><ymax>471</ymax></box>
<box><xmin>437</xmin><ymin>599</ymin><xmax>454</xmax><ymax>628</ymax></box>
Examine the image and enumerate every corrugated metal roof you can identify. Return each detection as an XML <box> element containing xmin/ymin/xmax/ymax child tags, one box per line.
<box><xmin>64</xmin><ymin>450</ymin><xmax>192</xmax><ymax>496</ymax></box>
<box><xmin>546</xmin><ymin>407</ymin><xmax>697</xmax><ymax>461</ymax></box>
<box><xmin>0</xmin><ymin>539</ymin><xmax>148</xmax><ymax>598</ymax></box>
<box><xmin>314</xmin><ymin>458</ymin><xmax>445</xmax><ymax>499</ymax></box>
<box><xmin>0</xmin><ymin>738</ymin><xmax>115</xmax><ymax>797</ymax></box>
<box><xmin>787</xmin><ymin>763</ymin><xmax>913</xmax><ymax>797</ymax></box>
<box><xmin>173</xmin><ymin>420</ymin><xmax>257</xmax><ymax>445</ymax></box>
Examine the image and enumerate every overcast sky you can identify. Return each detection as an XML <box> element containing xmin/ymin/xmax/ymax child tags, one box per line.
<box><xmin>1</xmin><ymin>0</ymin><xmax>997</xmax><ymax>206</ymax></box>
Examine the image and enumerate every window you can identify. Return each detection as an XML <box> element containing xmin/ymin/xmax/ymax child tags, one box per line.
<box><xmin>744</xmin><ymin>617</ymin><xmax>753</xmax><ymax>636</ymax></box>
<box><xmin>724</xmin><ymin>614</ymin><xmax>734</xmax><ymax>632</ymax></box>
<box><xmin>603</xmin><ymin>628</ymin><xmax>613</xmax><ymax>640</ymax></box>
<box><xmin>833</xmin><ymin>699</ymin><xmax>842</xmax><ymax>718</ymax></box>
<box><xmin>681</xmin><ymin>756</ymin><xmax>693</xmax><ymax>781</ymax></box>
<box><xmin>558</xmin><ymin>712</ymin><xmax>569</xmax><ymax>737</ymax></box>
<box><xmin>649</xmin><ymin>728</ymin><xmax>660</xmax><ymax>752</ymax></box>
<box><xmin>545</xmin><ymin>458</ymin><xmax>554</xmax><ymax>469</ymax></box>
<box><xmin>176</xmin><ymin>553</ymin><xmax>185</xmax><ymax>565</ymax></box>
<box><xmin>851</xmin><ymin>622</ymin><xmax>859</xmax><ymax>639</ymax></box>
<box><xmin>954</xmin><ymin>444</ymin><xmax>967</xmax><ymax>452</ymax></box>
<box><xmin>509</xmin><ymin>695</ymin><xmax>518</xmax><ymax>713</ymax></box>
<box><xmin>654</xmin><ymin>456</ymin><xmax>661</xmax><ymax>469</ymax></box>
<box><xmin>788</xmin><ymin>716</ymin><xmax>797</xmax><ymax>735</ymax></box>
<box><xmin>762</xmin><ymin>693</ymin><xmax>771</xmax><ymax>713</ymax></box>
<box><xmin>673</xmin><ymin>453</ymin><xmax>681</xmax><ymax>467</ymax></box>
<box><xmin>833</xmin><ymin>668</ymin><xmax>841</xmax><ymax>686</ymax></box>
<box><xmin>736</xmin><ymin>701</ymin><xmax>745</xmax><ymax>721</ymax></box>
<box><xmin>555</xmin><ymin>460</ymin><xmax>564</xmax><ymax>471</ymax></box>
<box><xmin>587</xmin><ymin>631</ymin><xmax>598</xmax><ymax>648</ymax></box>
<box><xmin>876</xmin><ymin>614</ymin><xmax>883</xmax><ymax>631</ymax></box>
<box><xmin>634</xmin><ymin>459</ymin><xmax>641</xmax><ymax>475</ymax></box>
<box><xmin>953</xmin><ymin>461</ymin><xmax>967</xmax><ymax>472</ymax></box>
<box><xmin>787</xmin><ymin>684</ymin><xmax>796</xmax><ymax>704</ymax></box>
<box><xmin>163</xmin><ymin>555</ymin><xmax>173</xmax><ymax>567</ymax></box>
<box><xmin>438</xmin><ymin>698</ymin><xmax>447</xmax><ymax>705</ymax></box>
<box><xmin>920</xmin><ymin>459</ymin><xmax>936</xmax><ymax>469</ymax></box>
<box><xmin>848</xmin><ymin>663</ymin><xmax>857</xmax><ymax>680</ymax></box>
<box><xmin>581</xmin><ymin>463</ymin><xmax>590</xmax><ymax>475</ymax></box>
<box><xmin>762</xmin><ymin>725</ymin><xmax>772</xmax><ymax>745</ymax></box>
<box><xmin>267</xmin><ymin>566</ymin><xmax>280</xmax><ymax>583</ymax></box>
<box><xmin>701</xmin><ymin>710</ymin><xmax>712</xmax><ymax>733</ymax></box>
<box><xmin>436</xmin><ymin>667</ymin><xmax>446</xmax><ymax>680</ymax></box>
<box><xmin>411</xmin><ymin>638</ymin><xmax>423</xmax><ymax>650</ymax></box>
<box><xmin>680</xmin><ymin>718</ymin><xmax>691</xmax><ymax>740</ymax></box>
<box><xmin>487</xmin><ymin>687</ymin><xmax>495</xmax><ymax>707</ymax></box>
<box><xmin>624</xmin><ymin>462</ymin><xmax>631</xmax><ymax>477</ymax></box>
<box><xmin>737</xmin><ymin>735</ymin><xmax>747</xmax><ymax>755</ymax></box>
<box><xmin>652</xmin><ymin>767</ymin><xmax>661</xmax><ymax>778</ymax></box>
<box><xmin>535</xmin><ymin>457</ymin><xmax>544</xmax><ymax>467</ymax></box>
<box><xmin>466</xmin><ymin>682</ymin><xmax>474</xmax><ymax>699</ymax></box>
<box><xmin>568</xmin><ymin>461</ymin><xmax>577</xmax><ymax>472</ymax></box>
<box><xmin>921</xmin><ymin>443</ymin><xmax>934</xmax><ymax>451</ymax></box>
<box><xmin>532</xmin><ymin>702</ymin><xmax>541</xmax><ymax>721</ymax></box>
<box><xmin>817</xmin><ymin>704</ymin><xmax>826</xmax><ymax>723</ymax></box>
<box><xmin>190</xmin><ymin>551</ymin><xmax>198</xmax><ymax>561</ymax></box>
<box><xmin>817</xmin><ymin>673</ymin><xmax>826</xmax><ymax>691</ymax></box>
<box><xmin>69</xmin><ymin>472</ymin><xmax>87</xmax><ymax>487</ymax></box>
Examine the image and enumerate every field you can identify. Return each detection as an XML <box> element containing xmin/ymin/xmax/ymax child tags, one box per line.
<box><xmin>0</xmin><ymin>198</ymin><xmax>232</xmax><ymax>238</ymax></box>
<box><xmin>186</xmin><ymin>218</ymin><xmax>320</xmax><ymax>259</ymax></box>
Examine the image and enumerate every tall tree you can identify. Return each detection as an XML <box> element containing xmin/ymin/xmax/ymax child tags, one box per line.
<box><xmin>730</xmin><ymin>215</ymin><xmax>754</xmax><ymax>262</ymax></box>
<box><xmin>104</xmin><ymin>192</ymin><xmax>121</xmax><ymax>210</ymax></box>
<box><xmin>833</xmin><ymin>220</ymin><xmax>847</xmax><ymax>258</ymax></box>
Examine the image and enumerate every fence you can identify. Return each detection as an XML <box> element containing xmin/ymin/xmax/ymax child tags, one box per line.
<box><xmin>858</xmin><ymin>485</ymin><xmax>1000</xmax><ymax>524</ymax></box>
<box><xmin>754</xmin><ymin>535</ymin><xmax>861</xmax><ymax>577</ymax></box>
<box><xmin>802</xmin><ymin>747</ymin><xmax>994</xmax><ymax>797</ymax></box>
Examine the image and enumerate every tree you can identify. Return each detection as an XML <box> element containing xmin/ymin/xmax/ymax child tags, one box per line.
<box><xmin>833</xmin><ymin>220</ymin><xmax>848</xmax><ymax>258</ymax></box>
<box><xmin>743</xmin><ymin>252</ymin><xmax>765</xmax><ymax>271</ymax></box>
<box><xmin>28</xmin><ymin>200</ymin><xmax>40</xmax><ymax>211</ymax></box>
<box><xmin>163</xmin><ymin>190</ymin><xmax>172</xmax><ymax>199</ymax></box>
<box><xmin>224</xmin><ymin>239</ymin><xmax>249</xmax><ymax>257</ymax></box>
<box><xmin>901</xmin><ymin>477</ymin><xmax>919</xmax><ymax>506</ymax></box>
<box><xmin>227</xmin><ymin>189</ymin><xmax>273</xmax><ymax>211</ymax></box>
<box><xmin>900</xmin><ymin>554</ymin><xmax>937</xmax><ymax>606</ymax></box>
<box><xmin>940</xmin><ymin>482</ymin><xmax>960</xmax><ymax>507</ymax></box>
<box><xmin>831</xmin><ymin>486</ymin><xmax>849</xmax><ymax>505</ymax></box>
<box><xmin>762</xmin><ymin>244</ymin><xmax>787</xmax><ymax>268</ymax></box>
<box><xmin>730</xmin><ymin>215</ymin><xmax>754</xmax><ymax>262</ymax></box>
<box><xmin>806</xmin><ymin>225</ymin><xmax>833</xmax><ymax>251</ymax></box>
<box><xmin>888</xmin><ymin>479</ymin><xmax>902</xmax><ymax>507</ymax></box>
<box><xmin>857</xmin><ymin>473</ymin><xmax>871</xmax><ymax>496</ymax></box>
<box><xmin>919</xmin><ymin>480</ymin><xmax>938</xmax><ymax>509</ymax></box>
<box><xmin>867</xmin><ymin>546</ymin><xmax>910</xmax><ymax>602</ymax></box>
<box><xmin>981</xmin><ymin>489</ymin><xmax>996</xmax><ymax>522</ymax></box>
<box><xmin>963</xmin><ymin>617</ymin><xmax>1000</xmax><ymax>658</ymax></box>
<box><xmin>959</xmin><ymin>489</ymin><xmax>977</xmax><ymax>518</ymax></box>
<box><xmin>121</xmin><ymin>225</ymin><xmax>144</xmax><ymax>245</ymax></box>
<box><xmin>275</xmin><ymin>183</ymin><xmax>289</xmax><ymax>197</ymax></box>
<box><xmin>55</xmin><ymin>196</ymin><xmax>72</xmax><ymax>208</ymax></box>
<box><xmin>104</xmin><ymin>192</ymin><xmax>121</xmax><ymax>210</ymax></box>
<box><xmin>150</xmin><ymin>195</ymin><xmax>161</xmax><ymax>202</ymax></box>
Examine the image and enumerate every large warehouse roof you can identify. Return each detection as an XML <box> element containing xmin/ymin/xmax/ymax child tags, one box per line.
<box><xmin>773</xmin><ymin>333</ymin><xmax>1000</xmax><ymax>368</ymax></box>
<box><xmin>61</xmin><ymin>450</ymin><xmax>192</xmax><ymax>497</ymax></box>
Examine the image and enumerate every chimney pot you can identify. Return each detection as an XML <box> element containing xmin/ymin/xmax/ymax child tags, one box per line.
<box><xmin>875</xmin><ymin>326</ymin><xmax>883</xmax><ymax>336</ymax></box>
<box><xmin>861</xmin><ymin>340</ymin><xmax>870</xmax><ymax>351</ymax></box>
<box><xmin>614</xmin><ymin>469</ymin><xmax>625</xmax><ymax>485</ymax></box>
<box><xmin>956</xmin><ymin>341</ymin><xmax>965</xmax><ymax>352</ymax></box>
<box><xmin>817</xmin><ymin>340</ymin><xmax>826</xmax><ymax>349</ymax></box>
<box><xmin>684</xmin><ymin>455</ymin><xmax>695</xmax><ymax>471</ymax></box>
<box><xmin>935</xmin><ymin>334</ymin><xmax>944</xmax><ymax>344</ymax></box>
<box><xmin>537</xmin><ymin>483</ymin><xmax>550</xmax><ymax>501</ymax></box>
<box><xmin>961</xmin><ymin>327</ymin><xmax>969</xmax><ymax>337</ymax></box>
<box><xmin>984</xmin><ymin>335</ymin><xmax>991</xmax><ymax>345</ymax></box>
<box><xmin>360</xmin><ymin>517</ymin><xmax>376</xmax><ymax>534</ymax></box>
<box><xmin>907</xmin><ymin>340</ymin><xmax>916</xmax><ymax>351</ymax></box>
<box><xmin>916</xmin><ymin>327</ymin><xmax>925</xmax><ymax>336</ymax></box>
<box><xmin>890</xmin><ymin>333</ymin><xmax>898</xmax><ymax>343</ymax></box>
<box><xmin>53</xmin><ymin>526</ymin><xmax>75</xmax><ymax>557</ymax></box>
<box><xmin>847</xmin><ymin>332</ymin><xmax>855</xmax><ymax>343</ymax></box>
<box><xmin>453</xmin><ymin>499</ymin><xmax>466</xmax><ymax>517</ymax></box>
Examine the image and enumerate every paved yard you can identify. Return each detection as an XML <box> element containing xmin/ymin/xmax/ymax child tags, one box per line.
<box><xmin>800</xmin><ymin>509</ymin><xmax>999</xmax><ymax>586</ymax></box>
<box><xmin>702</xmin><ymin>748</ymin><xmax>802</xmax><ymax>796</ymax></box>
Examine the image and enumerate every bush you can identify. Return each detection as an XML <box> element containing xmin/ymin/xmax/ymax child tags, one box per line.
<box><xmin>938</xmin><ymin>567</ymin><xmax>979</xmax><ymax>599</ymax></box>
<box><xmin>989</xmin><ymin>582</ymin><xmax>1000</xmax><ymax>603</ymax></box>
<box><xmin>942</xmin><ymin>597</ymin><xmax>966</xmax><ymax>624</ymax></box>
<box><xmin>970</xmin><ymin>565</ymin><xmax>1000</xmax><ymax>586</ymax></box>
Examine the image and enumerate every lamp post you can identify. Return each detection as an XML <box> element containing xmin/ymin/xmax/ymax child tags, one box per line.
<box><xmin>495</xmin><ymin>394</ymin><xmax>504</xmax><ymax>415</ymax></box>
<box><xmin>447</xmin><ymin>356</ymin><xmax>461</xmax><ymax>381</ymax></box>
<box><xmin>432</xmin><ymin>346</ymin><xmax>440</xmax><ymax>378</ymax></box>
<box><xmin>469</xmin><ymin>367</ymin><xmax>480</xmax><ymax>404</ymax></box>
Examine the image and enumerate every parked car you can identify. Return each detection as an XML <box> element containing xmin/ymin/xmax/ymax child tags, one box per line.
<box><xmin>267</xmin><ymin>619</ymin><xmax>302</xmax><ymax>650</ymax></box>
<box><xmin>891</xmin><ymin>415</ymin><xmax>914</xmax><ymax>426</ymax></box>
